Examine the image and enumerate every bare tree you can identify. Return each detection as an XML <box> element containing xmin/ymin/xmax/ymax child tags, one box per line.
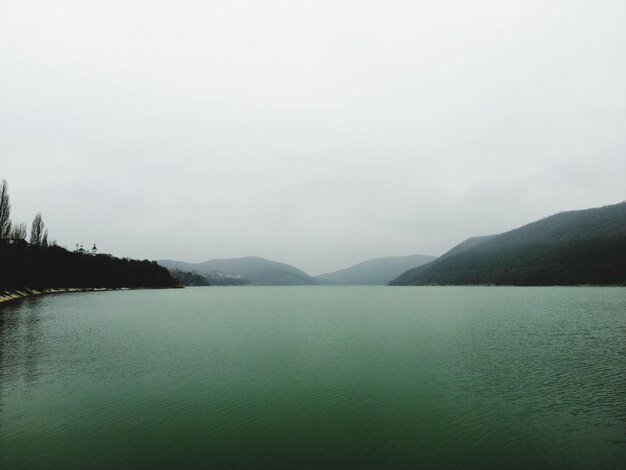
<box><xmin>0</xmin><ymin>179</ymin><xmax>11</xmax><ymax>239</ymax></box>
<box><xmin>30</xmin><ymin>212</ymin><xmax>46</xmax><ymax>246</ymax></box>
<box><xmin>9</xmin><ymin>223</ymin><xmax>27</xmax><ymax>241</ymax></box>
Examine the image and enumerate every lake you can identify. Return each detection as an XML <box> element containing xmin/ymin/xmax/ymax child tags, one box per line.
<box><xmin>1</xmin><ymin>287</ymin><xmax>624</xmax><ymax>469</ymax></box>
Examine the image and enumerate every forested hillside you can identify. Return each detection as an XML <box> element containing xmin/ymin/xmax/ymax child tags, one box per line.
<box><xmin>0</xmin><ymin>178</ymin><xmax>175</xmax><ymax>292</ymax></box>
<box><xmin>391</xmin><ymin>202</ymin><xmax>626</xmax><ymax>286</ymax></box>
<box><xmin>1</xmin><ymin>241</ymin><xmax>174</xmax><ymax>290</ymax></box>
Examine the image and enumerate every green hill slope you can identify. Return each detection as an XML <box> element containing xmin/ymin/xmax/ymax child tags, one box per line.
<box><xmin>391</xmin><ymin>202</ymin><xmax>626</xmax><ymax>286</ymax></box>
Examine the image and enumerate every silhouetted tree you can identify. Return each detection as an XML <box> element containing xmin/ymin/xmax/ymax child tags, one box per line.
<box><xmin>0</xmin><ymin>242</ymin><xmax>175</xmax><ymax>290</ymax></box>
<box><xmin>0</xmin><ymin>179</ymin><xmax>11</xmax><ymax>239</ymax></box>
<box><xmin>0</xmin><ymin>183</ymin><xmax>175</xmax><ymax>291</ymax></box>
<box><xmin>9</xmin><ymin>223</ymin><xmax>27</xmax><ymax>241</ymax></box>
<box><xmin>30</xmin><ymin>212</ymin><xmax>46</xmax><ymax>246</ymax></box>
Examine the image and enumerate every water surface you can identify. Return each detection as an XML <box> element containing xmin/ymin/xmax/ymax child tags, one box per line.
<box><xmin>1</xmin><ymin>287</ymin><xmax>624</xmax><ymax>468</ymax></box>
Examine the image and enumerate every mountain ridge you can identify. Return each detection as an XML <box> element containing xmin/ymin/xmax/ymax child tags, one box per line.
<box><xmin>317</xmin><ymin>254</ymin><xmax>435</xmax><ymax>285</ymax></box>
<box><xmin>157</xmin><ymin>256</ymin><xmax>327</xmax><ymax>286</ymax></box>
<box><xmin>391</xmin><ymin>201</ymin><xmax>626</xmax><ymax>286</ymax></box>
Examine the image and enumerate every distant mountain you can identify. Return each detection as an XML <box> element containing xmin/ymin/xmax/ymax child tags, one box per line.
<box><xmin>157</xmin><ymin>256</ymin><xmax>325</xmax><ymax>286</ymax></box>
<box><xmin>317</xmin><ymin>254</ymin><xmax>435</xmax><ymax>285</ymax></box>
<box><xmin>204</xmin><ymin>271</ymin><xmax>249</xmax><ymax>286</ymax></box>
<box><xmin>391</xmin><ymin>202</ymin><xmax>626</xmax><ymax>286</ymax></box>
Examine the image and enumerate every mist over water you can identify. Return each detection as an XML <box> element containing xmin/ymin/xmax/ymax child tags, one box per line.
<box><xmin>1</xmin><ymin>287</ymin><xmax>624</xmax><ymax>468</ymax></box>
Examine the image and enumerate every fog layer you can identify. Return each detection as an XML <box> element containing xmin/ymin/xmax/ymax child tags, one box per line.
<box><xmin>1</xmin><ymin>0</ymin><xmax>624</xmax><ymax>274</ymax></box>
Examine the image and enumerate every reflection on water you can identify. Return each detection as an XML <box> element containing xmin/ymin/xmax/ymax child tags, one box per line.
<box><xmin>0</xmin><ymin>287</ymin><xmax>625</xmax><ymax>469</ymax></box>
<box><xmin>0</xmin><ymin>296</ymin><xmax>45</xmax><ymax>396</ymax></box>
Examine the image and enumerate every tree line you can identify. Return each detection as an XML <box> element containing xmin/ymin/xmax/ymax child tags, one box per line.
<box><xmin>0</xmin><ymin>179</ymin><xmax>175</xmax><ymax>291</ymax></box>
<box><xmin>1</xmin><ymin>181</ymin><xmax>48</xmax><ymax>247</ymax></box>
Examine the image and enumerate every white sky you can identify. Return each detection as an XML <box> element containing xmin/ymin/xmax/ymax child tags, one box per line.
<box><xmin>1</xmin><ymin>0</ymin><xmax>625</xmax><ymax>274</ymax></box>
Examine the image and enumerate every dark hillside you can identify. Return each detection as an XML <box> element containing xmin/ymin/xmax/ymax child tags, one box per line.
<box><xmin>391</xmin><ymin>202</ymin><xmax>626</xmax><ymax>286</ymax></box>
<box><xmin>1</xmin><ymin>241</ymin><xmax>175</xmax><ymax>290</ymax></box>
<box><xmin>438</xmin><ymin>235</ymin><xmax>496</xmax><ymax>259</ymax></box>
<box><xmin>0</xmin><ymin>177</ymin><xmax>175</xmax><ymax>293</ymax></box>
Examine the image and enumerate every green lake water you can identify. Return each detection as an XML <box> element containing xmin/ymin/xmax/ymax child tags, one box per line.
<box><xmin>0</xmin><ymin>286</ymin><xmax>624</xmax><ymax>469</ymax></box>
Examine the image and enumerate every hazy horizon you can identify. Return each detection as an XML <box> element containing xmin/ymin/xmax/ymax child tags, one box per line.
<box><xmin>2</xmin><ymin>0</ymin><xmax>625</xmax><ymax>275</ymax></box>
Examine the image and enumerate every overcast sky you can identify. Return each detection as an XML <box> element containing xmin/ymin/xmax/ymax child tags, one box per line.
<box><xmin>1</xmin><ymin>0</ymin><xmax>625</xmax><ymax>275</ymax></box>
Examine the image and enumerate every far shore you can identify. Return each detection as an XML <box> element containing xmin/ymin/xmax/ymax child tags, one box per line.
<box><xmin>0</xmin><ymin>286</ymin><xmax>182</xmax><ymax>304</ymax></box>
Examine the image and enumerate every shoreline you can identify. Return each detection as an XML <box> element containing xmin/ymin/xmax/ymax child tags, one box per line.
<box><xmin>0</xmin><ymin>286</ymin><xmax>181</xmax><ymax>304</ymax></box>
